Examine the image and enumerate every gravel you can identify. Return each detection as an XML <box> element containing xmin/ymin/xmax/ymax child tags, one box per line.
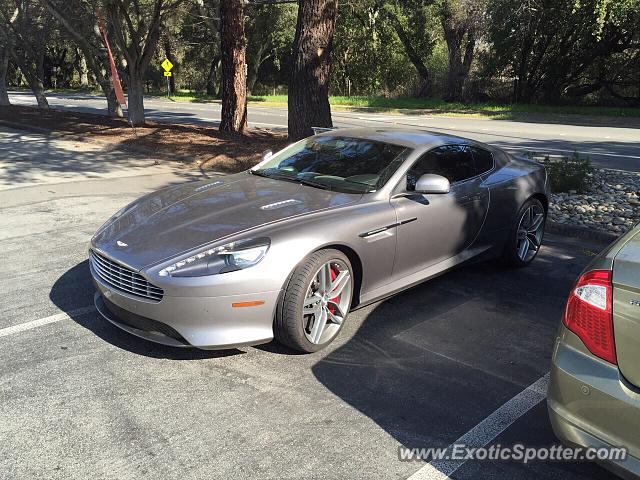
<box><xmin>548</xmin><ymin>168</ymin><xmax>640</xmax><ymax>235</ymax></box>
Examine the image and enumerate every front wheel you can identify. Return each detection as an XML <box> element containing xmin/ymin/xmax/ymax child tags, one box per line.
<box><xmin>501</xmin><ymin>198</ymin><xmax>546</xmax><ymax>267</ymax></box>
<box><xmin>274</xmin><ymin>249</ymin><xmax>353</xmax><ymax>353</ymax></box>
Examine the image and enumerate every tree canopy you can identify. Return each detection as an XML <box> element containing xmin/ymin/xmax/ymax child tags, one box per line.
<box><xmin>0</xmin><ymin>0</ymin><xmax>638</xmax><ymax>131</ymax></box>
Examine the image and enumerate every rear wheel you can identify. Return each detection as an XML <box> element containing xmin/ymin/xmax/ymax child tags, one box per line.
<box><xmin>502</xmin><ymin>198</ymin><xmax>546</xmax><ymax>267</ymax></box>
<box><xmin>274</xmin><ymin>249</ymin><xmax>353</xmax><ymax>353</ymax></box>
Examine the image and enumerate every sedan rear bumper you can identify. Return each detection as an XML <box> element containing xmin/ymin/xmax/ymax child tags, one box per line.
<box><xmin>548</xmin><ymin>330</ymin><xmax>640</xmax><ymax>479</ymax></box>
<box><xmin>92</xmin><ymin>269</ymin><xmax>281</xmax><ymax>349</ymax></box>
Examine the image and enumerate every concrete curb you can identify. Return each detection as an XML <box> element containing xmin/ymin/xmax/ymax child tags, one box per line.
<box><xmin>546</xmin><ymin>220</ymin><xmax>618</xmax><ymax>245</ymax></box>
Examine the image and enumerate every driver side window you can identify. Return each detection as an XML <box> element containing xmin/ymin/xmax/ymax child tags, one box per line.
<box><xmin>406</xmin><ymin>145</ymin><xmax>475</xmax><ymax>191</ymax></box>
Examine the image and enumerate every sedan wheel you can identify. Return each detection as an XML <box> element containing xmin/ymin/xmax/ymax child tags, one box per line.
<box><xmin>274</xmin><ymin>249</ymin><xmax>353</xmax><ymax>353</ymax></box>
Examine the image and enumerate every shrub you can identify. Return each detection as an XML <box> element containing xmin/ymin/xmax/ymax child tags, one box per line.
<box><xmin>540</xmin><ymin>152</ymin><xmax>594</xmax><ymax>194</ymax></box>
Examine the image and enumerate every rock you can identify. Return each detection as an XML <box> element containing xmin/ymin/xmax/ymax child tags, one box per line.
<box><xmin>547</xmin><ymin>165</ymin><xmax>640</xmax><ymax>234</ymax></box>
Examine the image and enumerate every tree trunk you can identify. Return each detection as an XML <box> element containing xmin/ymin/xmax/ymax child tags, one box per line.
<box><xmin>28</xmin><ymin>77</ymin><xmax>49</xmax><ymax>108</ymax></box>
<box><xmin>0</xmin><ymin>46</ymin><xmax>10</xmax><ymax>106</ymax></box>
<box><xmin>288</xmin><ymin>0</ymin><xmax>338</xmax><ymax>141</ymax></box>
<box><xmin>518</xmin><ymin>79</ymin><xmax>537</xmax><ymax>104</ymax></box>
<box><xmin>219</xmin><ymin>0</ymin><xmax>248</xmax><ymax>133</ymax></box>
<box><xmin>38</xmin><ymin>0</ymin><xmax>126</xmax><ymax>117</ymax></box>
<box><xmin>206</xmin><ymin>55</ymin><xmax>221</xmax><ymax>97</ymax></box>
<box><xmin>31</xmin><ymin>50</ymin><xmax>49</xmax><ymax>108</ymax></box>
<box><xmin>92</xmin><ymin>63</ymin><xmax>124</xmax><ymax>118</ymax></box>
<box><xmin>386</xmin><ymin>10</ymin><xmax>431</xmax><ymax>98</ymax></box>
<box><xmin>442</xmin><ymin>22</ymin><xmax>475</xmax><ymax>102</ymax></box>
<box><xmin>106</xmin><ymin>87</ymin><xmax>124</xmax><ymax>117</ymax></box>
<box><xmin>246</xmin><ymin>43</ymin><xmax>267</xmax><ymax>96</ymax></box>
<box><xmin>444</xmin><ymin>35</ymin><xmax>464</xmax><ymax>102</ymax></box>
<box><xmin>6</xmin><ymin>47</ymin><xmax>49</xmax><ymax>108</ymax></box>
<box><xmin>97</xmin><ymin>78</ymin><xmax>124</xmax><ymax>117</ymax></box>
<box><xmin>127</xmin><ymin>68</ymin><xmax>146</xmax><ymax>126</ymax></box>
<box><xmin>78</xmin><ymin>49</ymin><xmax>89</xmax><ymax>87</ymax></box>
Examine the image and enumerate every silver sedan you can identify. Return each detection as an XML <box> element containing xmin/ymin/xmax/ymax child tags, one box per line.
<box><xmin>90</xmin><ymin>128</ymin><xmax>549</xmax><ymax>352</ymax></box>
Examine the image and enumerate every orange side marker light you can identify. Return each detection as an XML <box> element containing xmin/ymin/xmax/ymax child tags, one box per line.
<box><xmin>232</xmin><ymin>300</ymin><xmax>265</xmax><ymax>308</ymax></box>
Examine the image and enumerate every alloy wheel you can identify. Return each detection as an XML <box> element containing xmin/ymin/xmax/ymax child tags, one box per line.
<box><xmin>516</xmin><ymin>204</ymin><xmax>545</xmax><ymax>262</ymax></box>
<box><xmin>302</xmin><ymin>259</ymin><xmax>352</xmax><ymax>345</ymax></box>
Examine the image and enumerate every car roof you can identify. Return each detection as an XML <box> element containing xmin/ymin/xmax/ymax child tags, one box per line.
<box><xmin>315</xmin><ymin>127</ymin><xmax>480</xmax><ymax>149</ymax></box>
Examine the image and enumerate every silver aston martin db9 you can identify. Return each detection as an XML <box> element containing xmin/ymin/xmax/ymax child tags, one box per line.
<box><xmin>90</xmin><ymin>128</ymin><xmax>549</xmax><ymax>352</ymax></box>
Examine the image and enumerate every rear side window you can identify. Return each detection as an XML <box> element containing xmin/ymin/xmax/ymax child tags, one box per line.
<box><xmin>470</xmin><ymin>147</ymin><xmax>494</xmax><ymax>175</ymax></box>
<box><xmin>406</xmin><ymin>145</ymin><xmax>476</xmax><ymax>190</ymax></box>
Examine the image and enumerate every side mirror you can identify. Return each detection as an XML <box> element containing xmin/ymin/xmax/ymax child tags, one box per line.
<box><xmin>414</xmin><ymin>174</ymin><xmax>450</xmax><ymax>194</ymax></box>
<box><xmin>261</xmin><ymin>150</ymin><xmax>273</xmax><ymax>162</ymax></box>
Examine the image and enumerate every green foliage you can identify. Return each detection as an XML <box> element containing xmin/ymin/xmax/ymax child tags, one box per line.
<box><xmin>7</xmin><ymin>0</ymin><xmax>639</xmax><ymax>109</ymax></box>
<box><xmin>245</xmin><ymin>3</ymin><xmax>297</xmax><ymax>91</ymax></box>
<box><xmin>238</xmin><ymin>95</ymin><xmax>640</xmax><ymax>117</ymax></box>
<box><xmin>541</xmin><ymin>153</ymin><xmax>595</xmax><ymax>193</ymax></box>
<box><xmin>331</xmin><ymin>0</ymin><xmax>419</xmax><ymax>96</ymax></box>
<box><xmin>484</xmin><ymin>0</ymin><xmax>639</xmax><ymax>104</ymax></box>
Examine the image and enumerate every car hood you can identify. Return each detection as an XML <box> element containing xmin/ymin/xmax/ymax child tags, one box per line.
<box><xmin>92</xmin><ymin>173</ymin><xmax>360</xmax><ymax>270</ymax></box>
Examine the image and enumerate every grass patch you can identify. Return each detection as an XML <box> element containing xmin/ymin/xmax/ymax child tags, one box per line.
<box><xmin>150</xmin><ymin>91</ymin><xmax>218</xmax><ymax>102</ymax></box>
<box><xmin>146</xmin><ymin>91</ymin><xmax>640</xmax><ymax>119</ymax></box>
<box><xmin>45</xmin><ymin>87</ymin><xmax>103</xmax><ymax>95</ymax></box>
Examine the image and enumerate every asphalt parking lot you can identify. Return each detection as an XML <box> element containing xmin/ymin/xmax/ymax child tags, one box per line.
<box><xmin>0</xmin><ymin>127</ymin><xmax>614</xmax><ymax>479</ymax></box>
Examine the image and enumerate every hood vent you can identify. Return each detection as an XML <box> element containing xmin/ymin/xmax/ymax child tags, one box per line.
<box><xmin>260</xmin><ymin>199</ymin><xmax>303</xmax><ymax>210</ymax></box>
<box><xmin>195</xmin><ymin>181</ymin><xmax>223</xmax><ymax>192</ymax></box>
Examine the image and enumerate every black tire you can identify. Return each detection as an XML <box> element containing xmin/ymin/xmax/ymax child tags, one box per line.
<box><xmin>501</xmin><ymin>198</ymin><xmax>546</xmax><ymax>267</ymax></box>
<box><xmin>274</xmin><ymin>249</ymin><xmax>353</xmax><ymax>353</ymax></box>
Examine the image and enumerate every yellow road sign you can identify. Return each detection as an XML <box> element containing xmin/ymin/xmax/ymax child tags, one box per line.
<box><xmin>164</xmin><ymin>71</ymin><xmax>172</xmax><ymax>77</ymax></box>
<box><xmin>161</xmin><ymin>58</ymin><xmax>174</xmax><ymax>72</ymax></box>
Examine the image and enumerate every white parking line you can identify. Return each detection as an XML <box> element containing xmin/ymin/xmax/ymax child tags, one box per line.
<box><xmin>407</xmin><ymin>373</ymin><xmax>549</xmax><ymax>480</ymax></box>
<box><xmin>0</xmin><ymin>306</ymin><xmax>95</xmax><ymax>338</ymax></box>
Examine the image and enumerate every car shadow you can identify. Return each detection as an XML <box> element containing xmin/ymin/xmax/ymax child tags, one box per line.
<box><xmin>49</xmin><ymin>260</ymin><xmax>243</xmax><ymax>360</ymax></box>
<box><xmin>308</xmin><ymin>235</ymin><xmax>610</xmax><ymax>480</ymax></box>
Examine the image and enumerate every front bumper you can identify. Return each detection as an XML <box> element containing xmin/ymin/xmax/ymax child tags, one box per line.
<box><xmin>91</xmin><ymin>265</ymin><xmax>281</xmax><ymax>349</ymax></box>
<box><xmin>548</xmin><ymin>328</ymin><xmax>640</xmax><ymax>479</ymax></box>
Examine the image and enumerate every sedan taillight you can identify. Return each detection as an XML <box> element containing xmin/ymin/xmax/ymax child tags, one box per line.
<box><xmin>563</xmin><ymin>270</ymin><xmax>617</xmax><ymax>365</ymax></box>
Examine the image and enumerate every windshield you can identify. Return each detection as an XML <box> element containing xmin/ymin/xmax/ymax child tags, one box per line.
<box><xmin>252</xmin><ymin>136</ymin><xmax>411</xmax><ymax>193</ymax></box>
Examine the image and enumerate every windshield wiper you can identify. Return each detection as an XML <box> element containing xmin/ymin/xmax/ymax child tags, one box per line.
<box><xmin>252</xmin><ymin>170</ymin><xmax>331</xmax><ymax>191</ymax></box>
<box><xmin>298</xmin><ymin>178</ymin><xmax>332</xmax><ymax>191</ymax></box>
<box><xmin>249</xmin><ymin>169</ymin><xmax>272</xmax><ymax>178</ymax></box>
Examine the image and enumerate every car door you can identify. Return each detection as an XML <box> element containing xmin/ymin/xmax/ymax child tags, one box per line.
<box><xmin>390</xmin><ymin>144</ymin><xmax>490</xmax><ymax>279</ymax></box>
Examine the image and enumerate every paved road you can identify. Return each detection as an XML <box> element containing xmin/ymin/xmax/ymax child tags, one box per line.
<box><xmin>0</xmin><ymin>127</ymin><xmax>613</xmax><ymax>479</ymax></box>
<box><xmin>9</xmin><ymin>90</ymin><xmax>640</xmax><ymax>172</ymax></box>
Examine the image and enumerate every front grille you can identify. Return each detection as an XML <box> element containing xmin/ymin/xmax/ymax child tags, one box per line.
<box><xmin>90</xmin><ymin>250</ymin><xmax>164</xmax><ymax>302</ymax></box>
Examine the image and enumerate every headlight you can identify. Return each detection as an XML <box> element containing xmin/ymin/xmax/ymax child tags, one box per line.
<box><xmin>158</xmin><ymin>238</ymin><xmax>270</xmax><ymax>277</ymax></box>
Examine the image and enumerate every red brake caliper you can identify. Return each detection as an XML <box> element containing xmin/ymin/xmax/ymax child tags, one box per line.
<box><xmin>328</xmin><ymin>264</ymin><xmax>340</xmax><ymax>315</ymax></box>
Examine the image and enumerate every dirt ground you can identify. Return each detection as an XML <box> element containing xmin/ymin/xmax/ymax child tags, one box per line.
<box><xmin>0</xmin><ymin>106</ymin><xmax>289</xmax><ymax>173</ymax></box>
